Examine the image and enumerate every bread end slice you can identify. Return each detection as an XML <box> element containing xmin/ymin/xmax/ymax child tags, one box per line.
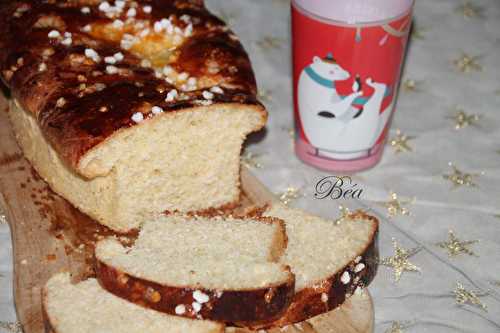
<box><xmin>259</xmin><ymin>205</ymin><xmax>379</xmax><ymax>328</ymax></box>
<box><xmin>43</xmin><ymin>273</ymin><xmax>225</xmax><ymax>333</ymax></box>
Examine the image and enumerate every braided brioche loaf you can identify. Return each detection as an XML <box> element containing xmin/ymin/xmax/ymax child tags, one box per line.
<box><xmin>0</xmin><ymin>0</ymin><xmax>267</xmax><ymax>232</ymax></box>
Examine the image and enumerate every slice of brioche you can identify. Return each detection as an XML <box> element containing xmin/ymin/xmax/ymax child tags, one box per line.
<box><xmin>43</xmin><ymin>273</ymin><xmax>224</xmax><ymax>333</ymax></box>
<box><xmin>95</xmin><ymin>215</ymin><xmax>295</xmax><ymax>327</ymax></box>
<box><xmin>132</xmin><ymin>213</ymin><xmax>287</xmax><ymax>263</ymax></box>
<box><xmin>261</xmin><ymin>204</ymin><xmax>379</xmax><ymax>327</ymax></box>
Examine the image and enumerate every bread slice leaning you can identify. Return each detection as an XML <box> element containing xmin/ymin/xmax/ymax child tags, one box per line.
<box><xmin>95</xmin><ymin>215</ymin><xmax>295</xmax><ymax>327</ymax></box>
<box><xmin>43</xmin><ymin>273</ymin><xmax>224</xmax><ymax>333</ymax></box>
<box><xmin>260</xmin><ymin>204</ymin><xmax>379</xmax><ymax>328</ymax></box>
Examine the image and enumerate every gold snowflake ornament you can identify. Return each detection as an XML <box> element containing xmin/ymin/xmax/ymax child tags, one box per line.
<box><xmin>0</xmin><ymin>321</ymin><xmax>23</xmax><ymax>333</ymax></box>
<box><xmin>379</xmin><ymin>192</ymin><xmax>413</xmax><ymax>217</ymax></box>
<box><xmin>389</xmin><ymin>130</ymin><xmax>414</xmax><ymax>153</ymax></box>
<box><xmin>241</xmin><ymin>151</ymin><xmax>263</xmax><ymax>169</ymax></box>
<box><xmin>453</xmin><ymin>53</ymin><xmax>482</xmax><ymax>73</ymax></box>
<box><xmin>277</xmin><ymin>187</ymin><xmax>304</xmax><ymax>206</ymax></box>
<box><xmin>453</xmin><ymin>282</ymin><xmax>487</xmax><ymax>311</ymax></box>
<box><xmin>437</xmin><ymin>230</ymin><xmax>479</xmax><ymax>257</ymax></box>
<box><xmin>443</xmin><ymin>163</ymin><xmax>480</xmax><ymax>188</ymax></box>
<box><xmin>380</xmin><ymin>239</ymin><xmax>422</xmax><ymax>282</ymax></box>
<box><xmin>448</xmin><ymin>108</ymin><xmax>481</xmax><ymax>130</ymax></box>
<box><xmin>456</xmin><ymin>2</ymin><xmax>483</xmax><ymax>19</ymax></box>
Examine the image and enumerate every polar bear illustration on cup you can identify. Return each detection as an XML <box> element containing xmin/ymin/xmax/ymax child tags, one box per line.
<box><xmin>298</xmin><ymin>53</ymin><xmax>394</xmax><ymax>160</ymax></box>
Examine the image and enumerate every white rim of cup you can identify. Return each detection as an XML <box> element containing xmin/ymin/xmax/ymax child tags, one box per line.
<box><xmin>291</xmin><ymin>0</ymin><xmax>416</xmax><ymax>27</ymax></box>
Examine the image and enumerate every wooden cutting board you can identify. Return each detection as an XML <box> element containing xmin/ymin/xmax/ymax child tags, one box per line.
<box><xmin>0</xmin><ymin>94</ymin><xmax>374</xmax><ymax>333</ymax></box>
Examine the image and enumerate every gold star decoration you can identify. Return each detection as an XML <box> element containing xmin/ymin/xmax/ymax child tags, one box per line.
<box><xmin>453</xmin><ymin>282</ymin><xmax>487</xmax><ymax>311</ymax></box>
<box><xmin>389</xmin><ymin>130</ymin><xmax>414</xmax><ymax>153</ymax></box>
<box><xmin>379</xmin><ymin>192</ymin><xmax>414</xmax><ymax>218</ymax></box>
<box><xmin>241</xmin><ymin>151</ymin><xmax>263</xmax><ymax>169</ymax></box>
<box><xmin>401</xmin><ymin>79</ymin><xmax>422</xmax><ymax>93</ymax></box>
<box><xmin>385</xmin><ymin>322</ymin><xmax>405</xmax><ymax>333</ymax></box>
<box><xmin>0</xmin><ymin>321</ymin><xmax>23</xmax><ymax>333</ymax></box>
<box><xmin>276</xmin><ymin>186</ymin><xmax>304</xmax><ymax>206</ymax></box>
<box><xmin>448</xmin><ymin>108</ymin><xmax>481</xmax><ymax>130</ymax></box>
<box><xmin>443</xmin><ymin>163</ymin><xmax>480</xmax><ymax>188</ymax></box>
<box><xmin>215</xmin><ymin>9</ymin><xmax>237</xmax><ymax>25</ymax></box>
<box><xmin>279</xmin><ymin>126</ymin><xmax>296</xmax><ymax>150</ymax></box>
<box><xmin>256</xmin><ymin>36</ymin><xmax>285</xmax><ymax>50</ymax></box>
<box><xmin>334</xmin><ymin>207</ymin><xmax>369</xmax><ymax>225</ymax></box>
<box><xmin>257</xmin><ymin>89</ymin><xmax>273</xmax><ymax>103</ymax></box>
<box><xmin>437</xmin><ymin>230</ymin><xmax>479</xmax><ymax>257</ymax></box>
<box><xmin>456</xmin><ymin>2</ymin><xmax>483</xmax><ymax>19</ymax></box>
<box><xmin>453</xmin><ymin>53</ymin><xmax>482</xmax><ymax>73</ymax></box>
<box><xmin>380</xmin><ymin>239</ymin><xmax>422</xmax><ymax>282</ymax></box>
<box><xmin>333</xmin><ymin>206</ymin><xmax>352</xmax><ymax>225</ymax></box>
<box><xmin>411</xmin><ymin>25</ymin><xmax>427</xmax><ymax>40</ymax></box>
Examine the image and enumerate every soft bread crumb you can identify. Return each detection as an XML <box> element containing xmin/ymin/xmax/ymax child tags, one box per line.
<box><xmin>96</xmin><ymin>215</ymin><xmax>291</xmax><ymax>290</ymax></box>
<box><xmin>10</xmin><ymin>101</ymin><xmax>264</xmax><ymax>232</ymax></box>
<box><xmin>264</xmin><ymin>204</ymin><xmax>376</xmax><ymax>291</ymax></box>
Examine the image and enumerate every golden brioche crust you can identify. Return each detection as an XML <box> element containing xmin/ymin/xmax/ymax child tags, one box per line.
<box><xmin>96</xmin><ymin>260</ymin><xmax>295</xmax><ymax>328</ymax></box>
<box><xmin>0</xmin><ymin>0</ymin><xmax>265</xmax><ymax>174</ymax></box>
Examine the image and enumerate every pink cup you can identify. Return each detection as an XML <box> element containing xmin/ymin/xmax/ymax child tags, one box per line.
<box><xmin>292</xmin><ymin>0</ymin><xmax>414</xmax><ymax>172</ymax></box>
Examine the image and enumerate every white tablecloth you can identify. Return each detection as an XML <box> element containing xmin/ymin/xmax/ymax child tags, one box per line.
<box><xmin>1</xmin><ymin>0</ymin><xmax>500</xmax><ymax>332</ymax></box>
